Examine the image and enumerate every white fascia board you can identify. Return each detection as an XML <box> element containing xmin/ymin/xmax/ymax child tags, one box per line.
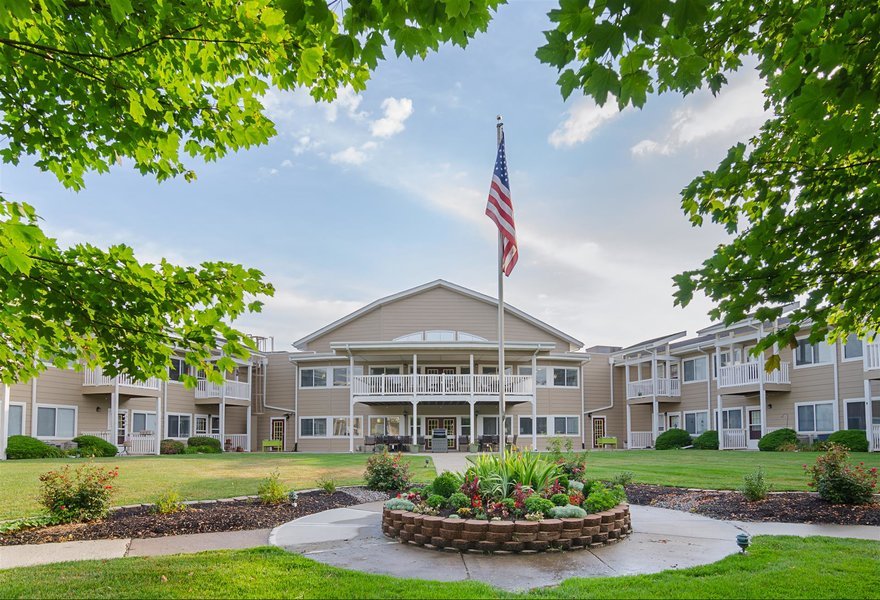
<box><xmin>328</xmin><ymin>341</ymin><xmax>559</xmax><ymax>352</ymax></box>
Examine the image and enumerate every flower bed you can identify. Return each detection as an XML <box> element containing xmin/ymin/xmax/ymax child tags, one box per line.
<box><xmin>381</xmin><ymin>503</ymin><xmax>631</xmax><ymax>553</ymax></box>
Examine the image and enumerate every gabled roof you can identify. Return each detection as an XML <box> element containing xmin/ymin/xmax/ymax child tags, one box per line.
<box><xmin>611</xmin><ymin>331</ymin><xmax>688</xmax><ymax>356</ymax></box>
<box><xmin>697</xmin><ymin>303</ymin><xmax>800</xmax><ymax>335</ymax></box>
<box><xmin>292</xmin><ymin>279</ymin><xmax>584</xmax><ymax>350</ymax></box>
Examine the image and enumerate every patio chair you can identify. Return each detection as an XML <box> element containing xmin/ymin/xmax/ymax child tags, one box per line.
<box><xmin>119</xmin><ymin>439</ymin><xmax>131</xmax><ymax>456</ymax></box>
<box><xmin>457</xmin><ymin>435</ymin><xmax>469</xmax><ymax>451</ymax></box>
<box><xmin>364</xmin><ymin>436</ymin><xmax>377</xmax><ymax>452</ymax></box>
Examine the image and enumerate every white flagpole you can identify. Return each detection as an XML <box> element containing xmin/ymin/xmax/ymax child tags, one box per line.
<box><xmin>496</xmin><ymin>116</ymin><xmax>506</xmax><ymax>460</ymax></box>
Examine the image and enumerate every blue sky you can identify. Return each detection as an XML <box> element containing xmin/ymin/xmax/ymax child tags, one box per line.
<box><xmin>0</xmin><ymin>2</ymin><xmax>768</xmax><ymax>350</ymax></box>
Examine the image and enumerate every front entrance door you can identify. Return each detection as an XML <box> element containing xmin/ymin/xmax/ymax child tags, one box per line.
<box><xmin>116</xmin><ymin>411</ymin><xmax>127</xmax><ymax>445</ymax></box>
<box><xmin>270</xmin><ymin>418</ymin><xmax>285</xmax><ymax>451</ymax></box>
<box><xmin>747</xmin><ymin>409</ymin><xmax>762</xmax><ymax>449</ymax></box>
<box><xmin>591</xmin><ymin>416</ymin><xmax>606</xmax><ymax>448</ymax></box>
<box><xmin>425</xmin><ymin>417</ymin><xmax>457</xmax><ymax>450</ymax></box>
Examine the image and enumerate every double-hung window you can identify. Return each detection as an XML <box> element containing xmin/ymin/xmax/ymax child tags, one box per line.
<box><xmin>194</xmin><ymin>415</ymin><xmax>208</xmax><ymax>436</ymax></box>
<box><xmin>300</xmin><ymin>368</ymin><xmax>328</xmax><ymax>388</ymax></box>
<box><xmin>518</xmin><ymin>366</ymin><xmax>548</xmax><ymax>386</ymax></box>
<box><xmin>796</xmin><ymin>402</ymin><xmax>834</xmax><ymax>433</ymax></box>
<box><xmin>552</xmin><ymin>367</ymin><xmax>578</xmax><ymax>387</ymax></box>
<box><xmin>718</xmin><ymin>408</ymin><xmax>743</xmax><ymax>430</ymax></box>
<box><xmin>36</xmin><ymin>406</ymin><xmax>76</xmax><ymax>438</ymax></box>
<box><xmin>795</xmin><ymin>339</ymin><xmax>833</xmax><ymax>367</ymax></box>
<box><xmin>168</xmin><ymin>357</ymin><xmax>187</xmax><ymax>382</ymax></box>
<box><xmin>300</xmin><ymin>417</ymin><xmax>328</xmax><ymax>437</ymax></box>
<box><xmin>332</xmin><ymin>417</ymin><xmax>362</xmax><ymax>437</ymax></box>
<box><xmin>682</xmin><ymin>357</ymin><xmax>707</xmax><ymax>382</ymax></box>
<box><xmin>132</xmin><ymin>412</ymin><xmax>157</xmax><ymax>433</ymax></box>
<box><xmin>7</xmin><ymin>404</ymin><xmax>24</xmax><ymax>436</ymax></box>
<box><xmin>166</xmin><ymin>414</ymin><xmax>191</xmax><ymax>438</ymax></box>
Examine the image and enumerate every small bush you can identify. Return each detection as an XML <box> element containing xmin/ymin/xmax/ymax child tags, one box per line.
<box><xmin>549</xmin><ymin>504</ymin><xmax>588</xmax><ymax>519</ymax></box>
<box><xmin>568</xmin><ymin>480</ymin><xmax>584</xmax><ymax>493</ymax></box>
<box><xmin>776</xmin><ymin>441</ymin><xmax>801</xmax><ymax>452</ymax></box>
<box><xmin>426</xmin><ymin>494</ymin><xmax>446</xmax><ymax>509</ymax></box>
<box><xmin>447</xmin><ymin>492</ymin><xmax>470</xmax><ymax>510</ymax></box>
<box><xmin>39</xmin><ymin>463</ymin><xmax>119</xmax><ymax>523</ymax></box>
<box><xmin>187</xmin><ymin>436</ymin><xmax>222</xmax><ymax>453</ymax></box>
<box><xmin>547</xmin><ymin>436</ymin><xmax>574</xmax><ymax>460</ymax></box>
<box><xmin>758</xmin><ymin>428</ymin><xmax>798</xmax><ymax>452</ymax></box>
<box><xmin>431</xmin><ymin>471</ymin><xmax>460</xmax><ymax>498</ymax></box>
<box><xmin>610</xmin><ymin>471</ymin><xmax>634</xmax><ymax>486</ymax></box>
<box><xmin>0</xmin><ymin>514</ymin><xmax>61</xmax><ymax>535</ymax></box>
<box><xmin>187</xmin><ymin>445</ymin><xmax>218</xmax><ymax>454</ymax></box>
<box><xmin>655</xmin><ymin>428</ymin><xmax>692</xmax><ymax>450</ymax></box>
<box><xmin>288</xmin><ymin>490</ymin><xmax>299</xmax><ymax>505</ymax></box>
<box><xmin>524</xmin><ymin>495</ymin><xmax>555</xmax><ymax>516</ymax></box>
<box><xmin>364</xmin><ymin>451</ymin><xmax>412</xmax><ymax>491</ymax></box>
<box><xmin>740</xmin><ymin>467</ymin><xmax>772</xmax><ymax>501</ymax></box>
<box><xmin>160</xmin><ymin>439</ymin><xmax>185</xmax><ymax>455</ymax></box>
<box><xmin>6</xmin><ymin>435</ymin><xmax>64</xmax><ymax>459</ymax></box>
<box><xmin>550</xmin><ymin>492</ymin><xmax>570</xmax><ymax>506</ymax></box>
<box><xmin>584</xmin><ymin>482</ymin><xmax>626</xmax><ymax>513</ymax></box>
<box><xmin>257</xmin><ymin>470</ymin><xmax>288</xmax><ymax>505</ymax></box>
<box><xmin>826</xmin><ymin>430</ymin><xmax>869</xmax><ymax>452</ymax></box>
<box><xmin>692</xmin><ymin>430</ymin><xmax>719</xmax><ymax>450</ymax></box>
<box><xmin>316</xmin><ymin>476</ymin><xmax>337</xmax><ymax>495</ymax></box>
<box><xmin>805</xmin><ymin>443</ymin><xmax>877</xmax><ymax>504</ymax></box>
<box><xmin>154</xmin><ymin>489</ymin><xmax>186</xmax><ymax>514</ymax></box>
<box><xmin>71</xmin><ymin>435</ymin><xmax>118</xmax><ymax>457</ymax></box>
<box><xmin>384</xmin><ymin>497</ymin><xmax>415</xmax><ymax>511</ymax></box>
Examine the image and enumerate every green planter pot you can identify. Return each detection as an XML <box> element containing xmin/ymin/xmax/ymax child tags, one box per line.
<box><xmin>468</xmin><ymin>443</ymin><xmax>479</xmax><ymax>453</ymax></box>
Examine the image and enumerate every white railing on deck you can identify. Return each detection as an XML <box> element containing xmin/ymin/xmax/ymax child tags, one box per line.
<box><xmin>128</xmin><ymin>432</ymin><xmax>156</xmax><ymax>455</ymax></box>
<box><xmin>625</xmin><ymin>378</ymin><xmax>681</xmax><ymax>399</ymax></box>
<box><xmin>872</xmin><ymin>425</ymin><xmax>880</xmax><ymax>450</ymax></box>
<box><xmin>722</xmin><ymin>428</ymin><xmax>748</xmax><ymax>449</ymax></box>
<box><xmin>82</xmin><ymin>367</ymin><xmax>161</xmax><ymax>390</ymax></box>
<box><xmin>351</xmin><ymin>374</ymin><xmax>533</xmax><ymax>397</ymax></box>
<box><xmin>80</xmin><ymin>430</ymin><xmax>113</xmax><ymax>443</ymax></box>
<box><xmin>207</xmin><ymin>433</ymin><xmax>250</xmax><ymax>451</ymax></box>
<box><xmin>866</xmin><ymin>342</ymin><xmax>880</xmax><ymax>371</ymax></box>
<box><xmin>718</xmin><ymin>362</ymin><xmax>790</xmax><ymax>388</ymax></box>
<box><xmin>629</xmin><ymin>431</ymin><xmax>654</xmax><ymax>449</ymax></box>
<box><xmin>195</xmin><ymin>379</ymin><xmax>251</xmax><ymax>400</ymax></box>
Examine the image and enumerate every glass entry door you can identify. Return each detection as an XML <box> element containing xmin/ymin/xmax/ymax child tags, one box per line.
<box><xmin>425</xmin><ymin>417</ymin><xmax>457</xmax><ymax>450</ymax></box>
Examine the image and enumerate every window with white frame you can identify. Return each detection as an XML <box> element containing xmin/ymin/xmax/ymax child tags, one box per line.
<box><xmin>845</xmin><ymin>401</ymin><xmax>867</xmax><ymax>430</ymax></box>
<box><xmin>843</xmin><ymin>334</ymin><xmax>863</xmax><ymax>360</ymax></box>
<box><xmin>131</xmin><ymin>412</ymin><xmax>157</xmax><ymax>433</ymax></box>
<box><xmin>300</xmin><ymin>367</ymin><xmax>328</xmax><ymax>388</ymax></box>
<box><xmin>210</xmin><ymin>416</ymin><xmax>220</xmax><ymax>434</ymax></box>
<box><xmin>718</xmin><ymin>408</ymin><xmax>743</xmax><ymax>430</ymax></box>
<box><xmin>300</xmin><ymin>417</ymin><xmax>328</xmax><ymax>437</ymax></box>
<box><xmin>331</xmin><ymin>416</ymin><xmax>362</xmax><ymax>437</ymax></box>
<box><xmin>482</xmin><ymin>416</ymin><xmax>512</xmax><ymax>436</ymax></box>
<box><xmin>682</xmin><ymin>357</ymin><xmax>708</xmax><ymax>382</ymax></box>
<box><xmin>194</xmin><ymin>415</ymin><xmax>208</xmax><ymax>436</ymax></box>
<box><xmin>481</xmin><ymin>365</ymin><xmax>512</xmax><ymax>375</ymax></box>
<box><xmin>518</xmin><ymin>366</ymin><xmax>548</xmax><ymax>386</ymax></box>
<box><xmin>460</xmin><ymin>416</ymin><xmax>471</xmax><ymax>437</ymax></box>
<box><xmin>796</xmin><ymin>402</ymin><xmax>834</xmax><ymax>433</ymax></box>
<box><xmin>553</xmin><ymin>416</ymin><xmax>580</xmax><ymax>436</ymax></box>
<box><xmin>166</xmin><ymin>414</ymin><xmax>191</xmax><ymax>438</ymax></box>
<box><xmin>8</xmin><ymin>404</ymin><xmax>24</xmax><ymax>437</ymax></box>
<box><xmin>168</xmin><ymin>357</ymin><xmax>188</xmax><ymax>382</ymax></box>
<box><xmin>795</xmin><ymin>338</ymin><xmax>833</xmax><ymax>366</ymax></box>
<box><xmin>518</xmin><ymin>416</ymin><xmax>548</xmax><ymax>436</ymax></box>
<box><xmin>369</xmin><ymin>366</ymin><xmax>401</xmax><ymax>375</ymax></box>
<box><xmin>368</xmin><ymin>416</ymin><xmax>401</xmax><ymax>436</ymax></box>
<box><xmin>552</xmin><ymin>367</ymin><xmax>578</xmax><ymax>387</ymax></box>
<box><xmin>684</xmin><ymin>411</ymin><xmax>709</xmax><ymax>435</ymax></box>
<box><xmin>36</xmin><ymin>405</ymin><xmax>76</xmax><ymax>438</ymax></box>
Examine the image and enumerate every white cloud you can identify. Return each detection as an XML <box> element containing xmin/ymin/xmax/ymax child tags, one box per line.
<box><xmin>329</xmin><ymin>141</ymin><xmax>377</xmax><ymax>166</ymax></box>
<box><xmin>325</xmin><ymin>86</ymin><xmax>366</xmax><ymax>123</ymax></box>
<box><xmin>631</xmin><ymin>72</ymin><xmax>768</xmax><ymax>157</ymax></box>
<box><xmin>370</xmin><ymin>97</ymin><xmax>414</xmax><ymax>138</ymax></box>
<box><xmin>548</xmin><ymin>99</ymin><xmax>622</xmax><ymax>148</ymax></box>
<box><xmin>280</xmin><ymin>159</ymin><xmax>293</xmax><ymax>168</ymax></box>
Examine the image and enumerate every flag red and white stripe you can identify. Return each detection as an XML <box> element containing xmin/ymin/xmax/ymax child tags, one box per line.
<box><xmin>485</xmin><ymin>132</ymin><xmax>518</xmax><ymax>276</ymax></box>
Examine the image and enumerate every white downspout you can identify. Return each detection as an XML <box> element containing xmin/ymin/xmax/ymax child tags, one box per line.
<box><xmin>1</xmin><ymin>384</ymin><xmax>9</xmax><ymax>460</ymax></box>
<box><xmin>580</xmin><ymin>359</ymin><xmax>587</xmax><ymax>450</ymax></box>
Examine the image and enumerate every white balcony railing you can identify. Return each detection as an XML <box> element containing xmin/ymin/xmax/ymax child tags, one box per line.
<box><xmin>722</xmin><ymin>428</ymin><xmax>748</xmax><ymax>449</ymax></box>
<box><xmin>866</xmin><ymin>342</ymin><xmax>880</xmax><ymax>371</ymax></box>
<box><xmin>351</xmin><ymin>374</ymin><xmax>533</xmax><ymax>397</ymax></box>
<box><xmin>82</xmin><ymin>367</ymin><xmax>161</xmax><ymax>390</ymax></box>
<box><xmin>625</xmin><ymin>378</ymin><xmax>681</xmax><ymax>399</ymax></box>
<box><xmin>195</xmin><ymin>379</ymin><xmax>251</xmax><ymax>401</ymax></box>
<box><xmin>207</xmin><ymin>433</ymin><xmax>250</xmax><ymax>451</ymax></box>
<box><xmin>80</xmin><ymin>430</ymin><xmax>156</xmax><ymax>455</ymax></box>
<box><xmin>629</xmin><ymin>431</ymin><xmax>654</xmax><ymax>449</ymax></box>
<box><xmin>872</xmin><ymin>424</ymin><xmax>880</xmax><ymax>450</ymax></box>
<box><xmin>718</xmin><ymin>361</ymin><xmax>790</xmax><ymax>388</ymax></box>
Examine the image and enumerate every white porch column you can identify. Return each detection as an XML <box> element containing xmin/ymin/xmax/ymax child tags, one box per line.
<box><xmin>245</xmin><ymin>395</ymin><xmax>252</xmax><ymax>452</ymax></box>
<box><xmin>717</xmin><ymin>393</ymin><xmax>724</xmax><ymax>450</ymax></box>
<box><xmin>1</xmin><ymin>384</ymin><xmax>9</xmax><ymax>460</ymax></box>
<box><xmin>111</xmin><ymin>378</ymin><xmax>120</xmax><ymax>447</ymax></box>
<box><xmin>865</xmin><ymin>379</ymin><xmax>874</xmax><ymax>452</ymax></box>
<box><xmin>758</xmin><ymin>324</ymin><xmax>767</xmax><ymax>439</ymax></box>
<box><xmin>154</xmin><ymin>393</ymin><xmax>162</xmax><ymax>455</ymax></box>
<box><xmin>31</xmin><ymin>378</ymin><xmax>37</xmax><ymax>438</ymax></box>
<box><xmin>411</xmin><ymin>400</ymin><xmax>418</xmax><ymax>446</ymax></box>
<box><xmin>349</xmin><ymin>353</ymin><xmax>355</xmax><ymax>453</ymax></box>
<box><xmin>651</xmin><ymin>351</ymin><xmax>659</xmax><ymax>444</ymax></box>
<box><xmin>625</xmin><ymin>402</ymin><xmax>632</xmax><ymax>449</ymax></box>
<box><xmin>531</xmin><ymin>353</ymin><xmax>538</xmax><ymax>451</ymax></box>
<box><xmin>469</xmin><ymin>400</ymin><xmax>476</xmax><ymax>446</ymax></box>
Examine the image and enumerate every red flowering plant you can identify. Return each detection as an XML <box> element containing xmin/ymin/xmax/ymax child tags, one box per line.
<box><xmin>38</xmin><ymin>463</ymin><xmax>119</xmax><ymax>523</ymax></box>
<box><xmin>511</xmin><ymin>483</ymin><xmax>533</xmax><ymax>512</ymax></box>
<box><xmin>542</xmin><ymin>478</ymin><xmax>566</xmax><ymax>499</ymax></box>
<box><xmin>568</xmin><ymin>490</ymin><xmax>585</xmax><ymax>507</ymax></box>
<box><xmin>460</xmin><ymin>472</ymin><xmax>482</xmax><ymax>502</ymax></box>
<box><xmin>804</xmin><ymin>443</ymin><xmax>878</xmax><ymax>505</ymax></box>
<box><xmin>364</xmin><ymin>451</ymin><xmax>412</xmax><ymax>492</ymax></box>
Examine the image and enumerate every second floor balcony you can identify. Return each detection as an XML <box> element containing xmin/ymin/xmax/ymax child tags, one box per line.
<box><xmin>718</xmin><ymin>361</ymin><xmax>790</xmax><ymax>388</ymax></box>
<box><xmin>352</xmin><ymin>374</ymin><xmax>533</xmax><ymax>399</ymax></box>
<box><xmin>195</xmin><ymin>379</ymin><xmax>251</xmax><ymax>402</ymax></box>
<box><xmin>866</xmin><ymin>341</ymin><xmax>880</xmax><ymax>372</ymax></box>
<box><xmin>625</xmin><ymin>378</ymin><xmax>681</xmax><ymax>400</ymax></box>
<box><xmin>82</xmin><ymin>367</ymin><xmax>161</xmax><ymax>394</ymax></box>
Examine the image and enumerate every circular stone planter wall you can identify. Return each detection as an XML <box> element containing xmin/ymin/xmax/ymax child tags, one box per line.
<box><xmin>381</xmin><ymin>503</ymin><xmax>631</xmax><ymax>553</ymax></box>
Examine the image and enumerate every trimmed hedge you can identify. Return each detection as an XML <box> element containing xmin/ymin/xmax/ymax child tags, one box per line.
<box><xmin>655</xmin><ymin>428</ymin><xmax>692</xmax><ymax>450</ymax></box>
<box><xmin>187</xmin><ymin>436</ymin><xmax>222</xmax><ymax>453</ymax></box>
<box><xmin>758</xmin><ymin>428</ymin><xmax>798</xmax><ymax>451</ymax></box>
<box><xmin>430</xmin><ymin>471</ymin><xmax>460</xmax><ymax>498</ymax></box>
<box><xmin>827</xmin><ymin>430</ymin><xmax>869</xmax><ymax>452</ymax></box>
<box><xmin>5</xmin><ymin>435</ymin><xmax>63</xmax><ymax>459</ymax></box>
<box><xmin>693</xmin><ymin>430</ymin><xmax>719</xmax><ymax>450</ymax></box>
<box><xmin>160</xmin><ymin>439</ymin><xmax>186</xmax><ymax>455</ymax></box>
<box><xmin>72</xmin><ymin>435</ymin><xmax>118</xmax><ymax>457</ymax></box>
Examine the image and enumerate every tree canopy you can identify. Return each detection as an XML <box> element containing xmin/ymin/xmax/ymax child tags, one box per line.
<box><xmin>536</xmin><ymin>0</ymin><xmax>880</xmax><ymax>353</ymax></box>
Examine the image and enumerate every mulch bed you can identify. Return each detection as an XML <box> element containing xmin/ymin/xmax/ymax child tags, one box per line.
<box><xmin>625</xmin><ymin>483</ymin><xmax>880</xmax><ymax>526</ymax></box>
<box><xmin>0</xmin><ymin>489</ymin><xmax>390</xmax><ymax>546</ymax></box>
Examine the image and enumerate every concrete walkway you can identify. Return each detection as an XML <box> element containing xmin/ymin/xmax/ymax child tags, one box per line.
<box><xmin>270</xmin><ymin>502</ymin><xmax>879</xmax><ymax>592</ymax></box>
<box><xmin>418</xmin><ymin>452</ymin><xmax>470</xmax><ymax>474</ymax></box>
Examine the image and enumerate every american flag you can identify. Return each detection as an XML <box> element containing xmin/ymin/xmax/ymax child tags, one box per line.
<box><xmin>485</xmin><ymin>131</ymin><xmax>518</xmax><ymax>276</ymax></box>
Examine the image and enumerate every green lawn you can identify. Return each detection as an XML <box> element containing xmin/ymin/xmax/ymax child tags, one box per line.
<box><xmin>0</xmin><ymin>453</ymin><xmax>435</xmax><ymax>521</ymax></box>
<box><xmin>0</xmin><ymin>536</ymin><xmax>877</xmax><ymax>598</ymax></box>
<box><xmin>565</xmin><ymin>449</ymin><xmax>880</xmax><ymax>491</ymax></box>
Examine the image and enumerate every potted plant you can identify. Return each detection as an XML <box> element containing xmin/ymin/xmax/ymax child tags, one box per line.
<box><xmin>468</xmin><ymin>442</ymin><xmax>479</xmax><ymax>453</ymax></box>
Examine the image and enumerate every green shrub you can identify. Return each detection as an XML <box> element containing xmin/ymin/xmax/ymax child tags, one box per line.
<box><xmin>257</xmin><ymin>470</ymin><xmax>288</xmax><ymax>504</ymax></box>
<box><xmin>431</xmin><ymin>471</ymin><xmax>460</xmax><ymax>498</ymax></box>
<box><xmin>758</xmin><ymin>428</ymin><xmax>798</xmax><ymax>451</ymax></box>
<box><xmin>655</xmin><ymin>428</ymin><xmax>692</xmax><ymax>450</ymax></box>
<box><xmin>38</xmin><ymin>463</ymin><xmax>119</xmax><ymax>523</ymax></box>
<box><xmin>584</xmin><ymin>482</ymin><xmax>626</xmax><ymax>513</ymax></box>
<box><xmin>316</xmin><ymin>476</ymin><xmax>337</xmax><ymax>495</ymax></box>
<box><xmin>826</xmin><ymin>430</ymin><xmax>869</xmax><ymax>452</ymax></box>
<box><xmin>805</xmin><ymin>443</ymin><xmax>877</xmax><ymax>504</ymax></box>
<box><xmin>160</xmin><ymin>439</ymin><xmax>185</xmax><ymax>455</ymax></box>
<box><xmin>524</xmin><ymin>495</ymin><xmax>555</xmax><ymax>516</ymax></box>
<box><xmin>740</xmin><ymin>467</ymin><xmax>772</xmax><ymax>501</ymax></box>
<box><xmin>154</xmin><ymin>489</ymin><xmax>186</xmax><ymax>514</ymax></box>
<box><xmin>186</xmin><ymin>436</ymin><xmax>222</xmax><ymax>453</ymax></box>
<box><xmin>0</xmin><ymin>514</ymin><xmax>62</xmax><ymax>534</ymax></box>
<box><xmin>288</xmin><ymin>490</ymin><xmax>299</xmax><ymax>505</ymax></box>
<box><xmin>5</xmin><ymin>435</ymin><xmax>64</xmax><ymax>459</ymax></box>
<box><xmin>364</xmin><ymin>451</ymin><xmax>412</xmax><ymax>491</ymax></box>
<box><xmin>71</xmin><ymin>435</ymin><xmax>118</xmax><ymax>457</ymax></box>
<box><xmin>384</xmin><ymin>497</ymin><xmax>415</xmax><ymax>511</ymax></box>
<box><xmin>550</xmin><ymin>492</ymin><xmax>570</xmax><ymax>506</ymax></box>
<box><xmin>692</xmin><ymin>430</ymin><xmax>719</xmax><ymax>450</ymax></box>
<box><xmin>610</xmin><ymin>471</ymin><xmax>634</xmax><ymax>486</ymax></box>
<box><xmin>549</xmin><ymin>504</ymin><xmax>587</xmax><ymax>519</ymax></box>
<box><xmin>447</xmin><ymin>492</ymin><xmax>470</xmax><ymax>510</ymax></box>
<box><xmin>188</xmin><ymin>445</ymin><xmax>218</xmax><ymax>454</ymax></box>
<box><xmin>426</xmin><ymin>494</ymin><xmax>446</xmax><ymax>509</ymax></box>
<box><xmin>568</xmin><ymin>480</ymin><xmax>584</xmax><ymax>493</ymax></box>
